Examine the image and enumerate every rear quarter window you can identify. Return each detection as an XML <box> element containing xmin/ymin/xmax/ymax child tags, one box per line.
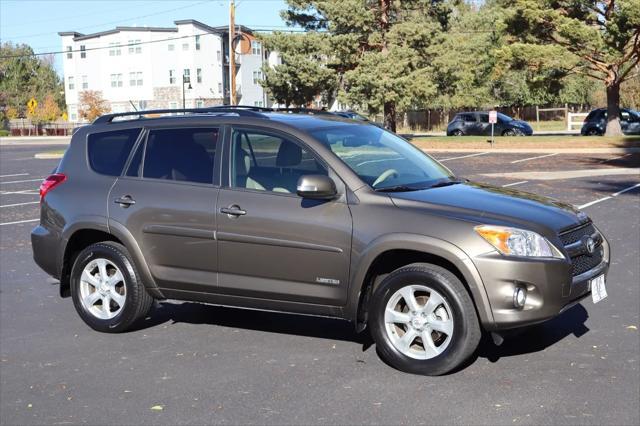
<box><xmin>87</xmin><ymin>128</ymin><xmax>141</xmax><ymax>176</ymax></box>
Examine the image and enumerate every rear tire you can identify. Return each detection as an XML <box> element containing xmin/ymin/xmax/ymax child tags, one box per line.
<box><xmin>369</xmin><ymin>263</ymin><xmax>481</xmax><ymax>375</ymax></box>
<box><xmin>451</xmin><ymin>129</ymin><xmax>464</xmax><ymax>136</ymax></box>
<box><xmin>586</xmin><ymin>128</ymin><xmax>602</xmax><ymax>136</ymax></box>
<box><xmin>70</xmin><ymin>242</ymin><xmax>153</xmax><ymax>333</ymax></box>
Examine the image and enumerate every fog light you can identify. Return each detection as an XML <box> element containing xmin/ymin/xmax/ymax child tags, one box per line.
<box><xmin>513</xmin><ymin>287</ymin><xmax>527</xmax><ymax>308</ymax></box>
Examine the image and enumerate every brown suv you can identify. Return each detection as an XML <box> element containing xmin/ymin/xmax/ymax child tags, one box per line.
<box><xmin>32</xmin><ymin>107</ymin><xmax>610</xmax><ymax>375</ymax></box>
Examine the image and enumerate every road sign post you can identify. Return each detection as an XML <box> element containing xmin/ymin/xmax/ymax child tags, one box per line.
<box><xmin>489</xmin><ymin>110</ymin><xmax>497</xmax><ymax>147</ymax></box>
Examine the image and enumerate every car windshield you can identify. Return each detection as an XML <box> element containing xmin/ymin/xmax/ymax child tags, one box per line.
<box><xmin>497</xmin><ymin>112</ymin><xmax>513</xmax><ymax>122</ymax></box>
<box><xmin>310</xmin><ymin>124</ymin><xmax>454</xmax><ymax>190</ymax></box>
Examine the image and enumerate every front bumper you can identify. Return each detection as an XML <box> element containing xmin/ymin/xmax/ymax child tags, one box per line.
<box><xmin>472</xmin><ymin>237</ymin><xmax>610</xmax><ymax>331</ymax></box>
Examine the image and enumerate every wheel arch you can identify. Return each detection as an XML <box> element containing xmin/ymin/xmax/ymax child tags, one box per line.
<box><xmin>59</xmin><ymin>220</ymin><xmax>164</xmax><ymax>299</ymax></box>
<box><xmin>347</xmin><ymin>234</ymin><xmax>494</xmax><ymax>331</ymax></box>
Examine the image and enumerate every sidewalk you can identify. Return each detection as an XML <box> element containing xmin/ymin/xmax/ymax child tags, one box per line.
<box><xmin>0</xmin><ymin>136</ymin><xmax>71</xmax><ymax>146</ymax></box>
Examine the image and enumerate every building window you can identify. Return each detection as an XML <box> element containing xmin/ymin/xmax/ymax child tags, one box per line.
<box><xmin>196</xmin><ymin>100</ymin><xmax>204</xmax><ymax>108</ymax></box>
<box><xmin>195</xmin><ymin>35</ymin><xmax>201</xmax><ymax>50</ymax></box>
<box><xmin>81</xmin><ymin>75</ymin><xmax>88</xmax><ymax>89</ymax></box>
<box><xmin>110</xmin><ymin>73</ymin><xmax>123</xmax><ymax>88</ymax></box>
<box><xmin>252</xmin><ymin>70</ymin><xmax>263</xmax><ymax>85</ymax></box>
<box><xmin>168</xmin><ymin>44</ymin><xmax>174</xmax><ymax>51</ymax></box>
<box><xmin>109</xmin><ymin>43</ymin><xmax>121</xmax><ymax>56</ymax></box>
<box><xmin>169</xmin><ymin>69</ymin><xmax>176</xmax><ymax>84</ymax></box>
<box><xmin>251</xmin><ymin>41</ymin><xmax>261</xmax><ymax>56</ymax></box>
<box><xmin>182</xmin><ymin>43</ymin><xmax>189</xmax><ymax>51</ymax></box>
<box><xmin>129</xmin><ymin>72</ymin><xmax>143</xmax><ymax>86</ymax></box>
<box><xmin>218</xmin><ymin>82</ymin><xmax>222</xmax><ymax>94</ymax></box>
<box><xmin>71</xmin><ymin>113</ymin><xmax>77</xmax><ymax>121</ymax></box>
<box><xmin>80</xmin><ymin>45</ymin><xmax>86</xmax><ymax>59</ymax></box>
<box><xmin>217</xmin><ymin>50</ymin><xmax>221</xmax><ymax>62</ymax></box>
<box><xmin>254</xmin><ymin>101</ymin><xmax>263</xmax><ymax>107</ymax></box>
<box><xmin>196</xmin><ymin>68</ymin><xmax>202</xmax><ymax>83</ymax></box>
<box><xmin>68</xmin><ymin>76</ymin><xmax>74</xmax><ymax>90</ymax></box>
<box><xmin>128</xmin><ymin>39</ymin><xmax>141</xmax><ymax>54</ymax></box>
<box><xmin>183</xmin><ymin>69</ymin><xmax>190</xmax><ymax>83</ymax></box>
<box><xmin>66</xmin><ymin>46</ymin><xmax>72</xmax><ymax>59</ymax></box>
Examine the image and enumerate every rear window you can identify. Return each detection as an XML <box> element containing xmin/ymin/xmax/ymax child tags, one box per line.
<box><xmin>142</xmin><ymin>127</ymin><xmax>218</xmax><ymax>184</ymax></box>
<box><xmin>87</xmin><ymin>128</ymin><xmax>141</xmax><ymax>176</ymax></box>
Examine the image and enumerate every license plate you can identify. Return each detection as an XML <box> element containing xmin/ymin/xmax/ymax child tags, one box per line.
<box><xmin>590</xmin><ymin>274</ymin><xmax>608</xmax><ymax>304</ymax></box>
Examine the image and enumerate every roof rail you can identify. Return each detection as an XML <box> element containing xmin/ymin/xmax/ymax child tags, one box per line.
<box><xmin>273</xmin><ymin>108</ymin><xmax>333</xmax><ymax>115</ymax></box>
<box><xmin>93</xmin><ymin>107</ymin><xmax>267</xmax><ymax>124</ymax></box>
<box><xmin>209</xmin><ymin>105</ymin><xmax>275</xmax><ymax>112</ymax></box>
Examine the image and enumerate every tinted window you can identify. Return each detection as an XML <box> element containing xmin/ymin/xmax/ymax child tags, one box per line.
<box><xmin>479</xmin><ymin>114</ymin><xmax>489</xmax><ymax>123</ymax></box>
<box><xmin>87</xmin><ymin>128</ymin><xmax>141</xmax><ymax>176</ymax></box>
<box><xmin>461</xmin><ymin>114</ymin><xmax>476</xmax><ymax>122</ymax></box>
<box><xmin>143</xmin><ymin>128</ymin><xmax>218</xmax><ymax>184</ymax></box>
<box><xmin>126</xmin><ymin>140</ymin><xmax>144</xmax><ymax>177</ymax></box>
<box><xmin>231</xmin><ymin>129</ymin><xmax>325</xmax><ymax>193</ymax></box>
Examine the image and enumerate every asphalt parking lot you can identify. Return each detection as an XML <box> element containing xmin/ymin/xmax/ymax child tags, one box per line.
<box><xmin>1</xmin><ymin>143</ymin><xmax>639</xmax><ymax>425</ymax></box>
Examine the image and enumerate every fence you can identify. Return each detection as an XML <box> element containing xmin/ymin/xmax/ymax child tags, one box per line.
<box><xmin>6</xmin><ymin>119</ymin><xmax>85</xmax><ymax>136</ymax></box>
<box><xmin>400</xmin><ymin>104</ymin><xmax>592</xmax><ymax>132</ymax></box>
<box><xmin>567</xmin><ymin>112</ymin><xmax>589</xmax><ymax>131</ymax></box>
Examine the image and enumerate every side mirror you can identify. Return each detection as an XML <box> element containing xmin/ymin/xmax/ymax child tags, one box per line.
<box><xmin>296</xmin><ymin>175</ymin><xmax>337</xmax><ymax>200</ymax></box>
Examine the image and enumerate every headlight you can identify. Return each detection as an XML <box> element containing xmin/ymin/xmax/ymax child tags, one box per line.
<box><xmin>474</xmin><ymin>225</ymin><xmax>564</xmax><ymax>259</ymax></box>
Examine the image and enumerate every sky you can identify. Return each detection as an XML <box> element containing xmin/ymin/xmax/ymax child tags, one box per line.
<box><xmin>0</xmin><ymin>0</ymin><xmax>290</xmax><ymax>74</ymax></box>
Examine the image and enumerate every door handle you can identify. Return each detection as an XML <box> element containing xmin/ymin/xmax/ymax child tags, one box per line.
<box><xmin>220</xmin><ymin>205</ymin><xmax>246</xmax><ymax>217</ymax></box>
<box><xmin>114</xmin><ymin>195</ymin><xmax>136</xmax><ymax>207</ymax></box>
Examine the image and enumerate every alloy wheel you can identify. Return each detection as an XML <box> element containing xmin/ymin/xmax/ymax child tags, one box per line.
<box><xmin>79</xmin><ymin>258</ymin><xmax>126</xmax><ymax>320</ymax></box>
<box><xmin>384</xmin><ymin>285</ymin><xmax>454</xmax><ymax>360</ymax></box>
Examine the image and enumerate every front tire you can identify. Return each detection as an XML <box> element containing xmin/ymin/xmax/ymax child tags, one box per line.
<box><xmin>369</xmin><ymin>263</ymin><xmax>481</xmax><ymax>375</ymax></box>
<box><xmin>70</xmin><ymin>242</ymin><xmax>154</xmax><ymax>333</ymax></box>
<box><xmin>451</xmin><ymin>129</ymin><xmax>464</xmax><ymax>136</ymax></box>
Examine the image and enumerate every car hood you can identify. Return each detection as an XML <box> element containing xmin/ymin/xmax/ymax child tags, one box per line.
<box><xmin>511</xmin><ymin>120</ymin><xmax>531</xmax><ymax>128</ymax></box>
<box><xmin>389</xmin><ymin>182</ymin><xmax>584</xmax><ymax>234</ymax></box>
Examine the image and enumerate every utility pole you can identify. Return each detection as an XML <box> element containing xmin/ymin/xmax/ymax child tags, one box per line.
<box><xmin>229</xmin><ymin>0</ymin><xmax>236</xmax><ymax>105</ymax></box>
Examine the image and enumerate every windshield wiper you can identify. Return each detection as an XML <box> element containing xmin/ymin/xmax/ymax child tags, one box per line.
<box><xmin>374</xmin><ymin>185</ymin><xmax>424</xmax><ymax>193</ymax></box>
<box><xmin>427</xmin><ymin>179</ymin><xmax>465</xmax><ymax>189</ymax></box>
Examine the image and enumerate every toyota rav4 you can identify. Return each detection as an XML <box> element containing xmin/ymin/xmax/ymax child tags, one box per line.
<box><xmin>32</xmin><ymin>107</ymin><xmax>610</xmax><ymax>375</ymax></box>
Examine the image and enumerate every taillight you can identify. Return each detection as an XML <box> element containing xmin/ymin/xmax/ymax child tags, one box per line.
<box><xmin>39</xmin><ymin>173</ymin><xmax>66</xmax><ymax>202</ymax></box>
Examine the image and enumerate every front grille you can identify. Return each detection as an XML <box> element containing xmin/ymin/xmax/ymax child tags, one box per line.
<box><xmin>571</xmin><ymin>246</ymin><xmax>604</xmax><ymax>276</ymax></box>
<box><xmin>560</xmin><ymin>222</ymin><xmax>596</xmax><ymax>246</ymax></box>
<box><xmin>559</xmin><ymin>222</ymin><xmax>603</xmax><ymax>277</ymax></box>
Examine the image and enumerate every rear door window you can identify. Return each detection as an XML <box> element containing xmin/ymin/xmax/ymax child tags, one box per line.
<box><xmin>142</xmin><ymin>127</ymin><xmax>218</xmax><ymax>184</ymax></box>
<box><xmin>87</xmin><ymin>128</ymin><xmax>141</xmax><ymax>176</ymax></box>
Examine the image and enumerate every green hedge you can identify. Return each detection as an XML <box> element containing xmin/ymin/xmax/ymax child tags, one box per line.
<box><xmin>0</xmin><ymin>129</ymin><xmax>10</xmax><ymax>137</ymax></box>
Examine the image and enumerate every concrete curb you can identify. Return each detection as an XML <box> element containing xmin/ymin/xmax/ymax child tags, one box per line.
<box><xmin>34</xmin><ymin>153</ymin><xmax>64</xmax><ymax>160</ymax></box>
<box><xmin>422</xmin><ymin>148</ymin><xmax>640</xmax><ymax>154</ymax></box>
<box><xmin>1</xmin><ymin>137</ymin><xmax>71</xmax><ymax>146</ymax></box>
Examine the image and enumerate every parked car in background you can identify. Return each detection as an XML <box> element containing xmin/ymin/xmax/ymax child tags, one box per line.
<box><xmin>331</xmin><ymin>110</ymin><xmax>385</xmax><ymax>128</ymax></box>
<box><xmin>580</xmin><ymin>108</ymin><xmax>640</xmax><ymax>136</ymax></box>
<box><xmin>447</xmin><ymin>112</ymin><xmax>533</xmax><ymax>136</ymax></box>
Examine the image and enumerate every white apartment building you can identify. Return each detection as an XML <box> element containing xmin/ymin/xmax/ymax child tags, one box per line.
<box><xmin>59</xmin><ymin>20</ymin><xmax>271</xmax><ymax>121</ymax></box>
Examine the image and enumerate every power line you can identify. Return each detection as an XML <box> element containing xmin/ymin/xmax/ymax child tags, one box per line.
<box><xmin>0</xmin><ymin>1</ymin><xmax>159</xmax><ymax>28</ymax></box>
<box><xmin>6</xmin><ymin>0</ymin><xmax>214</xmax><ymax>40</ymax></box>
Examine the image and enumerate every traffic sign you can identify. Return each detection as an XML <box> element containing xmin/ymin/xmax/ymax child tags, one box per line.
<box><xmin>27</xmin><ymin>98</ymin><xmax>38</xmax><ymax>114</ymax></box>
<box><xmin>489</xmin><ymin>110</ymin><xmax>497</xmax><ymax>124</ymax></box>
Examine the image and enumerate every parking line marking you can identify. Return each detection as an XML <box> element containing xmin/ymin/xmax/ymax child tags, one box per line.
<box><xmin>0</xmin><ymin>178</ymin><xmax>43</xmax><ymax>185</ymax></box>
<box><xmin>0</xmin><ymin>173</ymin><xmax>29</xmax><ymax>178</ymax></box>
<box><xmin>510</xmin><ymin>153</ymin><xmax>558</xmax><ymax>164</ymax></box>
<box><xmin>502</xmin><ymin>180</ymin><xmax>529</xmax><ymax>187</ymax></box>
<box><xmin>439</xmin><ymin>152</ymin><xmax>490</xmax><ymax>162</ymax></box>
<box><xmin>0</xmin><ymin>201</ymin><xmax>40</xmax><ymax>208</ymax></box>
<box><xmin>0</xmin><ymin>190</ymin><xmax>38</xmax><ymax>195</ymax></box>
<box><xmin>0</xmin><ymin>218</ymin><xmax>39</xmax><ymax>226</ymax></box>
<box><xmin>578</xmin><ymin>183</ymin><xmax>640</xmax><ymax>209</ymax></box>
